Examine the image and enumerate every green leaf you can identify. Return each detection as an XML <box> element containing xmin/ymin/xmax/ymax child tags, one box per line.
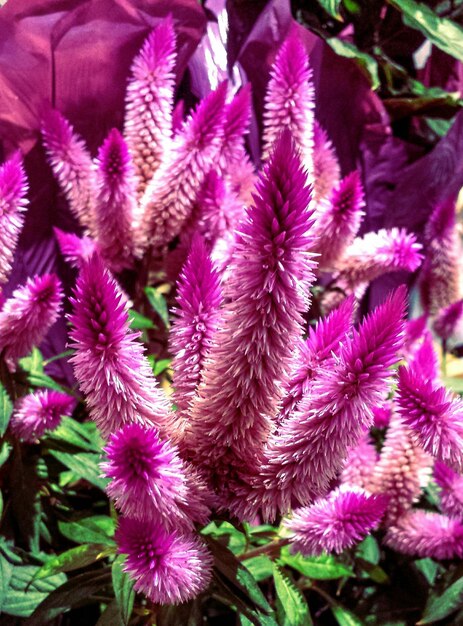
<box><xmin>96</xmin><ymin>599</ymin><xmax>123</xmax><ymax>626</ymax></box>
<box><xmin>419</xmin><ymin>575</ymin><xmax>463</xmax><ymax>624</ymax></box>
<box><xmin>279</xmin><ymin>550</ymin><xmax>353</xmax><ymax>580</ymax></box>
<box><xmin>415</xmin><ymin>559</ymin><xmax>439</xmax><ymax>585</ymax></box>
<box><xmin>58</xmin><ymin>516</ymin><xmax>116</xmax><ymax>546</ymax></box>
<box><xmin>318</xmin><ymin>0</ymin><xmax>342</xmax><ymax>19</ymax></box>
<box><xmin>355</xmin><ymin>535</ymin><xmax>380</xmax><ymax>565</ymax></box>
<box><xmin>243</xmin><ymin>555</ymin><xmax>274</xmax><ymax>582</ymax></box>
<box><xmin>0</xmin><ymin>380</ymin><xmax>13</xmax><ymax>436</ymax></box>
<box><xmin>145</xmin><ymin>286</ymin><xmax>170</xmax><ymax>328</ymax></box>
<box><xmin>0</xmin><ymin>552</ymin><xmax>14</xmax><ymax>612</ymax></box>
<box><xmin>356</xmin><ymin>558</ymin><xmax>390</xmax><ymax>584</ymax></box>
<box><xmin>33</xmin><ymin>544</ymin><xmax>112</xmax><ymax>580</ymax></box>
<box><xmin>0</xmin><ymin>440</ymin><xmax>11</xmax><ymax>467</ymax></box>
<box><xmin>24</xmin><ymin>568</ymin><xmax>112</xmax><ymax>625</ymax></box>
<box><xmin>2</xmin><ymin>565</ymin><xmax>66</xmax><ymax>617</ymax></box>
<box><xmin>112</xmin><ymin>556</ymin><xmax>135</xmax><ymax>626</ymax></box>
<box><xmin>326</xmin><ymin>38</ymin><xmax>379</xmax><ymax>89</ymax></box>
<box><xmin>388</xmin><ymin>0</ymin><xmax>463</xmax><ymax>63</ymax></box>
<box><xmin>10</xmin><ymin>451</ymin><xmax>42</xmax><ymax>554</ymax></box>
<box><xmin>273</xmin><ymin>564</ymin><xmax>312</xmax><ymax>626</ymax></box>
<box><xmin>48</xmin><ymin>449</ymin><xmax>107</xmax><ymax>490</ymax></box>
<box><xmin>152</xmin><ymin>358</ymin><xmax>172</xmax><ymax>376</ymax></box>
<box><xmin>26</xmin><ymin>370</ymin><xmax>69</xmax><ymax>393</ymax></box>
<box><xmin>332</xmin><ymin>605</ymin><xmax>365</xmax><ymax>626</ymax></box>
<box><xmin>46</xmin><ymin>416</ymin><xmax>102</xmax><ymax>452</ymax></box>
<box><xmin>19</xmin><ymin>347</ymin><xmax>44</xmax><ymax>374</ymax></box>
<box><xmin>128</xmin><ymin>309</ymin><xmax>154</xmax><ymax>330</ymax></box>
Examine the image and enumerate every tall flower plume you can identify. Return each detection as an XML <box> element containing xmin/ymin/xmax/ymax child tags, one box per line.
<box><xmin>10</xmin><ymin>390</ymin><xmax>75</xmax><ymax>443</ymax></box>
<box><xmin>286</xmin><ymin>487</ymin><xmax>387</xmax><ymax>556</ymax></box>
<box><xmin>69</xmin><ymin>254</ymin><xmax>172</xmax><ymax>439</ymax></box>
<box><xmin>0</xmin><ymin>152</ymin><xmax>28</xmax><ymax>285</ymax></box>
<box><xmin>407</xmin><ymin>329</ymin><xmax>439</xmax><ymax>383</ymax></box>
<box><xmin>139</xmin><ymin>82</ymin><xmax>227</xmax><ymax>251</ymax></box>
<box><xmin>312</xmin><ymin>171</ymin><xmax>365</xmax><ymax>271</ymax></box>
<box><xmin>369</xmin><ymin>416</ymin><xmax>432</xmax><ymax>524</ymax></box>
<box><xmin>54</xmin><ymin>228</ymin><xmax>96</xmax><ymax>269</ymax></box>
<box><xmin>312</xmin><ymin>121</ymin><xmax>340</xmax><ymax>208</ymax></box>
<box><xmin>102</xmin><ymin>423</ymin><xmax>210</xmax><ymax>531</ymax></box>
<box><xmin>0</xmin><ymin>274</ymin><xmax>63</xmax><ymax>371</ymax></box>
<box><xmin>396</xmin><ymin>363</ymin><xmax>463</xmax><ymax>472</ymax></box>
<box><xmin>262</xmin><ymin>30</ymin><xmax>314</xmax><ymax>176</ymax></box>
<box><xmin>183</xmin><ymin>131</ymin><xmax>316</xmax><ymax>505</ymax></box>
<box><xmin>341</xmin><ymin>433</ymin><xmax>379</xmax><ymax>491</ymax></box>
<box><xmin>41</xmin><ymin>110</ymin><xmax>97</xmax><ymax>233</ymax></box>
<box><xmin>170</xmin><ymin>235</ymin><xmax>222</xmax><ymax>428</ymax></box>
<box><xmin>116</xmin><ymin>516</ymin><xmax>213</xmax><ymax>605</ymax></box>
<box><xmin>124</xmin><ymin>16</ymin><xmax>176</xmax><ymax>196</ymax></box>
<box><xmin>94</xmin><ymin>128</ymin><xmax>137</xmax><ymax>271</ymax></box>
<box><xmin>234</xmin><ymin>288</ymin><xmax>406</xmax><ymax>522</ymax></box>
<box><xmin>434</xmin><ymin>461</ymin><xmax>463</xmax><ymax>518</ymax></box>
<box><xmin>433</xmin><ymin>299</ymin><xmax>463</xmax><ymax>342</ymax></box>
<box><xmin>278</xmin><ymin>295</ymin><xmax>354</xmax><ymax>424</ymax></box>
<box><xmin>385</xmin><ymin>510</ymin><xmax>463</xmax><ymax>560</ymax></box>
<box><xmin>420</xmin><ymin>196</ymin><xmax>461</xmax><ymax>315</ymax></box>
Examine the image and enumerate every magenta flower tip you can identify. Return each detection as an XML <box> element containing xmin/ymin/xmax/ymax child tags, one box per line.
<box><xmin>54</xmin><ymin>228</ymin><xmax>96</xmax><ymax>268</ymax></box>
<box><xmin>223</xmin><ymin>84</ymin><xmax>252</xmax><ymax>145</ymax></box>
<box><xmin>116</xmin><ymin>516</ymin><xmax>212</xmax><ymax>605</ymax></box>
<box><xmin>433</xmin><ymin>299</ymin><xmax>463</xmax><ymax>341</ymax></box>
<box><xmin>434</xmin><ymin>461</ymin><xmax>463</xmax><ymax>518</ymax></box>
<box><xmin>10</xmin><ymin>390</ymin><xmax>75</xmax><ymax>442</ymax></box>
<box><xmin>312</xmin><ymin>120</ymin><xmax>340</xmax><ymax>205</ymax></box>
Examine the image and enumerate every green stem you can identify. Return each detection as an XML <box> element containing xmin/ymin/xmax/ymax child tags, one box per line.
<box><xmin>238</xmin><ymin>538</ymin><xmax>290</xmax><ymax>561</ymax></box>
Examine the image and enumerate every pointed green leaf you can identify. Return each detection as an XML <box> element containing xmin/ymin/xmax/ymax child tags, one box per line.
<box><xmin>326</xmin><ymin>38</ymin><xmax>379</xmax><ymax>89</ymax></box>
<box><xmin>318</xmin><ymin>0</ymin><xmax>342</xmax><ymax>19</ymax></box>
<box><xmin>112</xmin><ymin>556</ymin><xmax>135</xmax><ymax>626</ymax></box>
<box><xmin>58</xmin><ymin>516</ymin><xmax>115</xmax><ymax>546</ymax></box>
<box><xmin>279</xmin><ymin>550</ymin><xmax>353</xmax><ymax>580</ymax></box>
<box><xmin>2</xmin><ymin>565</ymin><xmax>66</xmax><ymax>618</ymax></box>
<box><xmin>48</xmin><ymin>449</ymin><xmax>108</xmax><ymax>490</ymax></box>
<box><xmin>273</xmin><ymin>564</ymin><xmax>312</xmax><ymax>626</ymax></box>
<box><xmin>419</xmin><ymin>576</ymin><xmax>463</xmax><ymax>624</ymax></box>
<box><xmin>33</xmin><ymin>544</ymin><xmax>112</xmax><ymax>580</ymax></box>
<box><xmin>128</xmin><ymin>309</ymin><xmax>154</xmax><ymax>330</ymax></box>
<box><xmin>145</xmin><ymin>286</ymin><xmax>170</xmax><ymax>328</ymax></box>
<box><xmin>331</xmin><ymin>605</ymin><xmax>365</xmax><ymax>626</ymax></box>
<box><xmin>0</xmin><ymin>380</ymin><xmax>13</xmax><ymax>436</ymax></box>
<box><xmin>46</xmin><ymin>416</ymin><xmax>102</xmax><ymax>452</ymax></box>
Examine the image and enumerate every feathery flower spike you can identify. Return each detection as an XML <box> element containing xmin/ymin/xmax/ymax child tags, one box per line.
<box><xmin>433</xmin><ymin>299</ymin><xmax>463</xmax><ymax>342</ymax></box>
<box><xmin>396</xmin><ymin>364</ymin><xmax>463</xmax><ymax>472</ymax></box>
<box><xmin>434</xmin><ymin>461</ymin><xmax>463</xmax><ymax>518</ymax></box>
<box><xmin>69</xmin><ymin>254</ymin><xmax>172</xmax><ymax>439</ymax></box>
<box><xmin>278</xmin><ymin>295</ymin><xmax>354</xmax><ymax>424</ymax></box>
<box><xmin>54</xmin><ymin>228</ymin><xmax>96</xmax><ymax>269</ymax></box>
<box><xmin>41</xmin><ymin>110</ymin><xmax>97</xmax><ymax>233</ymax></box>
<box><xmin>369</xmin><ymin>415</ymin><xmax>432</xmax><ymax>524</ymax></box>
<box><xmin>408</xmin><ymin>330</ymin><xmax>439</xmax><ymax>383</ymax></box>
<box><xmin>94</xmin><ymin>128</ymin><xmax>137</xmax><ymax>271</ymax></box>
<box><xmin>233</xmin><ymin>288</ymin><xmax>407</xmax><ymax>522</ymax></box>
<box><xmin>312</xmin><ymin>121</ymin><xmax>340</xmax><ymax>207</ymax></box>
<box><xmin>0</xmin><ymin>274</ymin><xmax>63</xmax><ymax>371</ymax></box>
<box><xmin>139</xmin><ymin>82</ymin><xmax>227</xmax><ymax>251</ymax></box>
<box><xmin>0</xmin><ymin>152</ymin><xmax>28</xmax><ymax>285</ymax></box>
<box><xmin>420</xmin><ymin>196</ymin><xmax>461</xmax><ymax>315</ymax></box>
<box><xmin>116</xmin><ymin>516</ymin><xmax>213</xmax><ymax>605</ymax></box>
<box><xmin>385</xmin><ymin>510</ymin><xmax>463</xmax><ymax>560</ymax></box>
<box><xmin>184</xmin><ymin>131</ymin><xmax>316</xmax><ymax>504</ymax></box>
<box><xmin>372</xmin><ymin>402</ymin><xmax>392</xmax><ymax>429</ymax></box>
<box><xmin>10</xmin><ymin>390</ymin><xmax>75</xmax><ymax>443</ymax></box>
<box><xmin>170</xmin><ymin>235</ymin><xmax>222</xmax><ymax>427</ymax></box>
<box><xmin>262</xmin><ymin>30</ymin><xmax>314</xmax><ymax>177</ymax></box>
<box><xmin>312</xmin><ymin>171</ymin><xmax>365</xmax><ymax>271</ymax></box>
<box><xmin>341</xmin><ymin>433</ymin><xmax>379</xmax><ymax>491</ymax></box>
<box><xmin>102</xmin><ymin>423</ymin><xmax>210</xmax><ymax>530</ymax></box>
<box><xmin>124</xmin><ymin>17</ymin><xmax>177</xmax><ymax>196</ymax></box>
<box><xmin>286</xmin><ymin>487</ymin><xmax>387</xmax><ymax>556</ymax></box>
<box><xmin>217</xmin><ymin>85</ymin><xmax>252</xmax><ymax>176</ymax></box>
<box><xmin>196</xmin><ymin>171</ymin><xmax>243</xmax><ymax>247</ymax></box>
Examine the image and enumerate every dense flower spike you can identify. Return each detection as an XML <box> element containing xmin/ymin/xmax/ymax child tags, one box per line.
<box><xmin>139</xmin><ymin>82</ymin><xmax>227</xmax><ymax>251</ymax></box>
<box><xmin>0</xmin><ymin>274</ymin><xmax>63</xmax><ymax>371</ymax></box>
<box><xmin>116</xmin><ymin>516</ymin><xmax>213</xmax><ymax>605</ymax></box>
<box><xmin>124</xmin><ymin>17</ymin><xmax>176</xmax><ymax>196</ymax></box>
<box><xmin>10</xmin><ymin>390</ymin><xmax>75</xmax><ymax>442</ymax></box>
<box><xmin>235</xmin><ymin>288</ymin><xmax>407</xmax><ymax>521</ymax></box>
<box><xmin>341</xmin><ymin>433</ymin><xmax>379</xmax><ymax>490</ymax></box>
<box><xmin>102</xmin><ymin>423</ymin><xmax>209</xmax><ymax>530</ymax></box>
<box><xmin>170</xmin><ymin>236</ymin><xmax>222</xmax><ymax>424</ymax></box>
<box><xmin>385</xmin><ymin>510</ymin><xmax>463</xmax><ymax>560</ymax></box>
<box><xmin>286</xmin><ymin>487</ymin><xmax>387</xmax><ymax>556</ymax></box>
<box><xmin>69</xmin><ymin>254</ymin><xmax>172</xmax><ymax>439</ymax></box>
<box><xmin>433</xmin><ymin>299</ymin><xmax>463</xmax><ymax>342</ymax></box>
<box><xmin>312</xmin><ymin>171</ymin><xmax>365</xmax><ymax>270</ymax></box>
<box><xmin>408</xmin><ymin>330</ymin><xmax>439</xmax><ymax>383</ymax></box>
<box><xmin>420</xmin><ymin>197</ymin><xmax>461</xmax><ymax>315</ymax></box>
<box><xmin>217</xmin><ymin>85</ymin><xmax>252</xmax><ymax>176</ymax></box>
<box><xmin>262</xmin><ymin>31</ymin><xmax>314</xmax><ymax>176</ymax></box>
<box><xmin>0</xmin><ymin>152</ymin><xmax>28</xmax><ymax>285</ymax></box>
<box><xmin>184</xmin><ymin>132</ymin><xmax>316</xmax><ymax>504</ymax></box>
<box><xmin>434</xmin><ymin>461</ymin><xmax>463</xmax><ymax>518</ymax></box>
<box><xmin>41</xmin><ymin>110</ymin><xmax>97</xmax><ymax>233</ymax></box>
<box><xmin>336</xmin><ymin>228</ymin><xmax>422</xmax><ymax>296</ymax></box>
<box><xmin>396</xmin><ymin>364</ymin><xmax>463</xmax><ymax>472</ymax></box>
<box><xmin>372</xmin><ymin>402</ymin><xmax>393</xmax><ymax>429</ymax></box>
<box><xmin>94</xmin><ymin>129</ymin><xmax>137</xmax><ymax>270</ymax></box>
<box><xmin>54</xmin><ymin>228</ymin><xmax>96</xmax><ymax>269</ymax></box>
<box><xmin>312</xmin><ymin>121</ymin><xmax>340</xmax><ymax>207</ymax></box>
<box><xmin>278</xmin><ymin>295</ymin><xmax>354</xmax><ymax>424</ymax></box>
<box><xmin>369</xmin><ymin>416</ymin><xmax>432</xmax><ymax>524</ymax></box>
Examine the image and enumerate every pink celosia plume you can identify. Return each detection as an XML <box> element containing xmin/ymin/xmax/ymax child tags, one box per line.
<box><xmin>312</xmin><ymin>121</ymin><xmax>340</xmax><ymax>207</ymax></box>
<box><xmin>54</xmin><ymin>228</ymin><xmax>96</xmax><ymax>269</ymax></box>
<box><xmin>10</xmin><ymin>390</ymin><xmax>75</xmax><ymax>442</ymax></box>
<box><xmin>434</xmin><ymin>461</ymin><xmax>463</xmax><ymax>518</ymax></box>
<box><xmin>341</xmin><ymin>433</ymin><xmax>379</xmax><ymax>491</ymax></box>
<box><xmin>0</xmin><ymin>274</ymin><xmax>63</xmax><ymax>371</ymax></box>
<box><xmin>0</xmin><ymin>152</ymin><xmax>28</xmax><ymax>285</ymax></box>
<box><xmin>433</xmin><ymin>299</ymin><xmax>463</xmax><ymax>342</ymax></box>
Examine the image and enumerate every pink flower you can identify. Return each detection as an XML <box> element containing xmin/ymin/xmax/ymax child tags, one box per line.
<box><xmin>94</xmin><ymin>128</ymin><xmax>137</xmax><ymax>271</ymax></box>
<box><xmin>0</xmin><ymin>152</ymin><xmax>28</xmax><ymax>285</ymax></box>
<box><xmin>372</xmin><ymin>402</ymin><xmax>392</xmax><ymax>429</ymax></box>
<box><xmin>396</xmin><ymin>363</ymin><xmax>463</xmax><ymax>472</ymax></box>
<box><xmin>286</xmin><ymin>487</ymin><xmax>387</xmax><ymax>555</ymax></box>
<box><xmin>54</xmin><ymin>228</ymin><xmax>96</xmax><ymax>269</ymax></box>
<box><xmin>312</xmin><ymin>121</ymin><xmax>340</xmax><ymax>207</ymax></box>
<box><xmin>341</xmin><ymin>433</ymin><xmax>379</xmax><ymax>491</ymax></box>
<box><xmin>433</xmin><ymin>299</ymin><xmax>463</xmax><ymax>342</ymax></box>
<box><xmin>262</xmin><ymin>30</ymin><xmax>314</xmax><ymax>176</ymax></box>
<box><xmin>116</xmin><ymin>516</ymin><xmax>213</xmax><ymax>605</ymax></box>
<box><xmin>69</xmin><ymin>254</ymin><xmax>172</xmax><ymax>439</ymax></box>
<box><xmin>434</xmin><ymin>461</ymin><xmax>463</xmax><ymax>518</ymax></box>
<box><xmin>124</xmin><ymin>17</ymin><xmax>176</xmax><ymax>197</ymax></box>
<box><xmin>0</xmin><ymin>274</ymin><xmax>63</xmax><ymax>371</ymax></box>
<box><xmin>10</xmin><ymin>390</ymin><xmax>74</xmax><ymax>442</ymax></box>
<box><xmin>102</xmin><ymin>423</ymin><xmax>210</xmax><ymax>530</ymax></box>
<box><xmin>41</xmin><ymin>110</ymin><xmax>97</xmax><ymax>233</ymax></box>
<box><xmin>385</xmin><ymin>510</ymin><xmax>463</xmax><ymax>560</ymax></box>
